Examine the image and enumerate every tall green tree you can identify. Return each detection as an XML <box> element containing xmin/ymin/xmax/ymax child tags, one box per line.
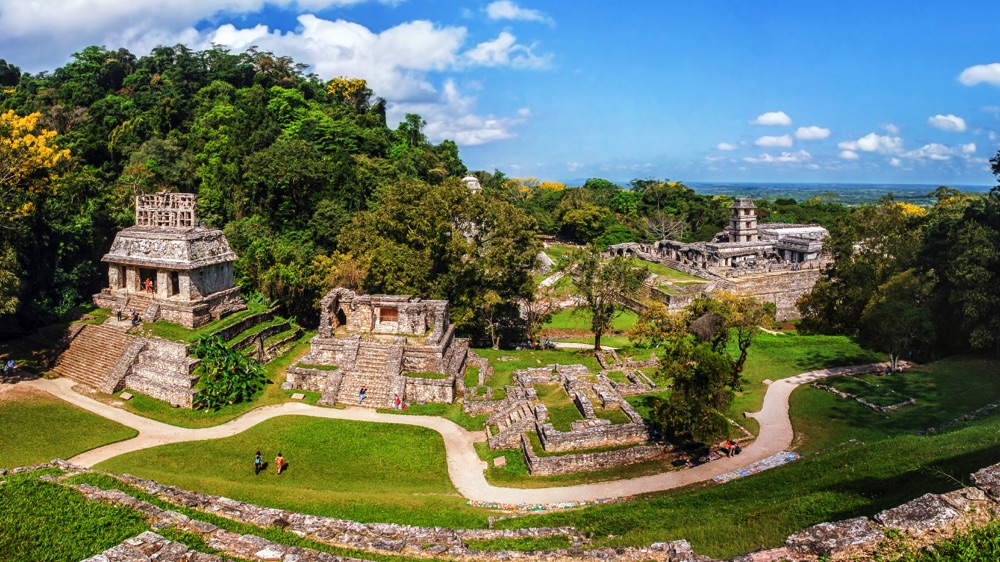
<box><xmin>571</xmin><ymin>248</ymin><xmax>647</xmax><ymax>350</ymax></box>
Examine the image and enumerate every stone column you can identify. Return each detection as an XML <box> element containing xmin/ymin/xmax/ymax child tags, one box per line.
<box><xmin>125</xmin><ymin>266</ymin><xmax>139</xmax><ymax>292</ymax></box>
<box><xmin>156</xmin><ymin>270</ymin><xmax>169</xmax><ymax>299</ymax></box>
<box><xmin>108</xmin><ymin>266</ymin><xmax>120</xmax><ymax>291</ymax></box>
<box><xmin>178</xmin><ymin>272</ymin><xmax>193</xmax><ymax>301</ymax></box>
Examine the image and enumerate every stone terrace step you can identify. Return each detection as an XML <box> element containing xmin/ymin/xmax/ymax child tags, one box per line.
<box><xmin>335</xmin><ymin>371</ymin><xmax>394</xmax><ymax>409</ymax></box>
<box><xmin>51</xmin><ymin>324</ymin><xmax>138</xmax><ymax>390</ymax></box>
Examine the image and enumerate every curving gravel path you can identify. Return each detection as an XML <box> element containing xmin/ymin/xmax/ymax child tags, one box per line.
<box><xmin>20</xmin><ymin>362</ymin><xmax>886</xmax><ymax>505</ymax></box>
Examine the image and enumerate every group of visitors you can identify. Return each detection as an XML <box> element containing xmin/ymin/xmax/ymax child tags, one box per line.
<box><xmin>722</xmin><ymin>439</ymin><xmax>742</xmax><ymax>458</ymax></box>
<box><xmin>113</xmin><ymin>306</ymin><xmax>140</xmax><ymax>326</ymax></box>
<box><xmin>254</xmin><ymin>450</ymin><xmax>286</xmax><ymax>475</ymax></box>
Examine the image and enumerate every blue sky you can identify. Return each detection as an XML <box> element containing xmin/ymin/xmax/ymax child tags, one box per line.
<box><xmin>2</xmin><ymin>1</ymin><xmax>1000</xmax><ymax>185</ymax></box>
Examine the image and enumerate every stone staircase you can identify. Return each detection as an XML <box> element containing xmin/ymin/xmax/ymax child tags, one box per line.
<box><xmin>51</xmin><ymin>325</ymin><xmax>139</xmax><ymax>391</ymax></box>
<box><xmin>487</xmin><ymin>399</ymin><xmax>537</xmax><ymax>449</ymax></box>
<box><xmin>125</xmin><ymin>341</ymin><xmax>200</xmax><ymax>408</ymax></box>
<box><xmin>330</xmin><ymin>343</ymin><xmax>403</xmax><ymax>409</ymax></box>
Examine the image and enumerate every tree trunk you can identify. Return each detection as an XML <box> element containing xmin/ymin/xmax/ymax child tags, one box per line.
<box><xmin>594</xmin><ymin>330</ymin><xmax>602</xmax><ymax>352</ymax></box>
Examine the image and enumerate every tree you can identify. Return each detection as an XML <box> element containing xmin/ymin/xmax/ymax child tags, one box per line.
<box><xmin>1</xmin><ymin>110</ymin><xmax>71</xmax><ymax>224</ymax></box>
<box><xmin>517</xmin><ymin>287</ymin><xmax>558</xmax><ymax>348</ymax></box>
<box><xmin>686</xmin><ymin>291</ymin><xmax>774</xmax><ymax>384</ymax></box>
<box><xmin>644</xmin><ymin>210</ymin><xmax>685</xmax><ymax>241</ymax></box>
<box><xmin>571</xmin><ymin>248</ymin><xmax>647</xmax><ymax>350</ymax></box>
<box><xmin>860</xmin><ymin>299</ymin><xmax>935</xmax><ymax>371</ymax></box>
<box><xmin>626</xmin><ymin>301</ymin><xmax>688</xmax><ymax>351</ymax></box>
<box><xmin>655</xmin><ymin>343</ymin><xmax>734</xmax><ymax>442</ymax></box>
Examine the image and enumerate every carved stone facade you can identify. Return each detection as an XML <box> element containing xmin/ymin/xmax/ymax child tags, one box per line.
<box><xmin>93</xmin><ymin>192</ymin><xmax>245</xmax><ymax>328</ymax></box>
<box><xmin>286</xmin><ymin>288</ymin><xmax>466</xmax><ymax>409</ymax></box>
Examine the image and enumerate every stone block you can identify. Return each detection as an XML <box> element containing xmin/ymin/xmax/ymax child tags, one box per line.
<box><xmin>875</xmin><ymin>493</ymin><xmax>961</xmax><ymax>533</ymax></box>
<box><xmin>785</xmin><ymin>517</ymin><xmax>883</xmax><ymax>556</ymax></box>
<box><xmin>120</xmin><ymin>392</ymin><xmax>133</xmax><ymax>400</ymax></box>
<box><xmin>494</xmin><ymin>456</ymin><xmax>507</xmax><ymax>468</ymax></box>
<box><xmin>291</xmin><ymin>393</ymin><xmax>305</xmax><ymax>400</ymax></box>
<box><xmin>971</xmin><ymin>462</ymin><xmax>1000</xmax><ymax>497</ymax></box>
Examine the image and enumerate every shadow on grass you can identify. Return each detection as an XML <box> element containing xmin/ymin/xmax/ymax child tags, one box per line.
<box><xmin>823</xmin><ymin>443</ymin><xmax>1000</xmax><ymax>523</ymax></box>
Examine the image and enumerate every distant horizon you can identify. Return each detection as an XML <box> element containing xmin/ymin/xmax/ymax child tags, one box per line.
<box><xmin>554</xmin><ymin>178</ymin><xmax>995</xmax><ymax>191</ymax></box>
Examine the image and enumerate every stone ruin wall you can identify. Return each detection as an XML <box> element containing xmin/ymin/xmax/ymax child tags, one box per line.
<box><xmin>536</xmin><ymin>419</ymin><xmax>650</xmax><ymax>453</ymax></box>
<box><xmin>16</xmin><ymin>457</ymin><xmax>1000</xmax><ymax>561</ymax></box>
<box><xmin>404</xmin><ymin>376</ymin><xmax>455</xmax><ymax>404</ymax></box>
<box><xmin>521</xmin><ymin>435</ymin><xmax>670</xmax><ymax>477</ymax></box>
<box><xmin>731</xmin><ymin>269</ymin><xmax>820</xmax><ymax>321</ymax></box>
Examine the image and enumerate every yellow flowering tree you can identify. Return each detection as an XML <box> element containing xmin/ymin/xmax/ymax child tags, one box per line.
<box><xmin>0</xmin><ymin>110</ymin><xmax>71</xmax><ymax>223</ymax></box>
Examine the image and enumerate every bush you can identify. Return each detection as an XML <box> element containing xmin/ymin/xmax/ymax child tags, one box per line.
<box><xmin>193</xmin><ymin>335</ymin><xmax>266</xmax><ymax>410</ymax></box>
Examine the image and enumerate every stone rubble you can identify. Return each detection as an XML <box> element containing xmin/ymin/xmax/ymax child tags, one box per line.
<box><xmin>11</xmin><ymin>456</ymin><xmax>1000</xmax><ymax>561</ymax></box>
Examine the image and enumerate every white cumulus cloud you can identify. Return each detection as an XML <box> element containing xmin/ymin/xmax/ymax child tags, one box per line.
<box><xmin>743</xmin><ymin>150</ymin><xmax>811</xmax><ymax>164</ymax></box>
<box><xmin>463</xmin><ymin>31</ymin><xmax>550</xmax><ymax>69</ymax></box>
<box><xmin>903</xmin><ymin>143</ymin><xmax>978</xmax><ymax>162</ymax></box>
<box><xmin>717</xmin><ymin>142</ymin><xmax>737</xmax><ymax>151</ymax></box>
<box><xmin>838</xmin><ymin>132</ymin><xmax>903</xmax><ymax>154</ymax></box>
<box><xmin>927</xmin><ymin>114</ymin><xmax>967</xmax><ymax>132</ymax></box>
<box><xmin>839</xmin><ymin>150</ymin><xmax>860</xmax><ymax>160</ymax></box>
<box><xmin>485</xmin><ymin>1</ymin><xmax>554</xmax><ymax>24</ymax></box>
<box><xmin>890</xmin><ymin>158</ymin><xmax>902</xmax><ymax>167</ymax></box>
<box><xmin>795</xmin><ymin>126</ymin><xmax>831</xmax><ymax>140</ymax></box>
<box><xmin>750</xmin><ymin>111</ymin><xmax>792</xmax><ymax>126</ymax></box>
<box><xmin>755</xmin><ymin>134</ymin><xmax>793</xmax><ymax>148</ymax></box>
<box><xmin>959</xmin><ymin>63</ymin><xmax>1000</xmax><ymax>87</ymax></box>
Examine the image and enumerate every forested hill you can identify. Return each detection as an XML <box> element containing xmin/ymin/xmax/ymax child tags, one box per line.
<box><xmin>0</xmin><ymin>45</ymin><xmax>537</xmax><ymax>336</ymax></box>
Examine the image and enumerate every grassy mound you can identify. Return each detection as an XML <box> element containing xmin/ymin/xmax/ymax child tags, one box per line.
<box><xmin>94</xmin><ymin>415</ymin><xmax>492</xmax><ymax>528</ymax></box>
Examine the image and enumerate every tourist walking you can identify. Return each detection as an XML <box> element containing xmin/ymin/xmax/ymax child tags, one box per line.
<box><xmin>394</xmin><ymin>394</ymin><xmax>401</xmax><ymax>410</ymax></box>
<box><xmin>275</xmin><ymin>452</ymin><xmax>285</xmax><ymax>474</ymax></box>
<box><xmin>359</xmin><ymin>387</ymin><xmax>367</xmax><ymax>404</ymax></box>
<box><xmin>254</xmin><ymin>450</ymin><xmax>262</xmax><ymax>475</ymax></box>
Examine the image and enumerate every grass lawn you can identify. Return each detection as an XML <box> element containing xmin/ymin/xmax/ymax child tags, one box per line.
<box><xmin>473</xmin><ymin>347</ymin><xmax>602</xmax><ymax>397</ymax></box>
<box><xmin>478</xmin><ymin>441</ymin><xmax>678</xmax><ymax>488</ymax></box>
<box><xmin>791</xmin><ymin>356</ymin><xmax>1000</xmax><ymax>454</ymax></box>
<box><xmin>627</xmin><ymin>258</ymin><xmax>705</xmax><ymax>282</ymax></box>
<box><xmin>724</xmin><ymin>331</ymin><xmax>883</xmax><ymax>433</ymax></box>
<box><xmin>0</xmin><ymin>387</ymin><xmax>138</xmax><ymax>469</ymax></box>
<box><xmin>94</xmin><ymin>415</ymin><xmax>493</xmax><ymax>528</ymax></box>
<box><xmin>499</xmin><ymin>404</ymin><xmax>1000</xmax><ymax>558</ymax></box>
<box><xmin>117</xmin><ymin>333</ymin><xmax>315</xmax><ymax>428</ymax></box>
<box><xmin>534</xmin><ymin>383</ymin><xmax>583</xmax><ymax>431</ymax></box>
<box><xmin>549</xmin><ymin>335</ymin><xmax>632</xmax><ymax>348</ymax></box>
<box><xmin>135</xmin><ymin>308</ymin><xmax>259</xmax><ymax>343</ymax></box>
<box><xmin>0</xmin><ymin>471</ymin><xmax>150</xmax><ymax>561</ymax></box>
<box><xmin>544</xmin><ymin>308</ymin><xmax>638</xmax><ymax>332</ymax></box>
<box><xmin>541</xmin><ymin>243</ymin><xmax>577</xmax><ymax>262</ymax></box>
<box><xmin>378</xmin><ymin>401</ymin><xmax>487</xmax><ymax>432</ymax></box>
<box><xmin>823</xmin><ymin>374</ymin><xmax>913</xmax><ymax>408</ymax></box>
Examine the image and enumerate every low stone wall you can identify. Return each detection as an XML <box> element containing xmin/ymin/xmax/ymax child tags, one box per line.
<box><xmin>537</xmin><ymin>419</ymin><xmax>649</xmax><ymax>453</ymax></box>
<box><xmin>813</xmin><ymin>382</ymin><xmax>916</xmax><ymax>412</ymax></box>
<box><xmin>211</xmin><ymin>310</ymin><xmax>274</xmax><ymax>342</ymax></box>
<box><xmin>404</xmin><ymin>375</ymin><xmax>455</xmax><ymax>404</ymax></box>
<box><xmin>522</xmin><ymin>434</ymin><xmax>670</xmax><ymax>476</ymax></box>
<box><xmin>283</xmin><ymin>366</ymin><xmax>335</xmax><ymax>393</ymax></box>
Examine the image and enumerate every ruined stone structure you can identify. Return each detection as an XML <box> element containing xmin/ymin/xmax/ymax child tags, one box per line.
<box><xmin>284</xmin><ymin>288</ymin><xmax>468</xmax><ymax>409</ymax></box>
<box><xmin>93</xmin><ymin>192</ymin><xmax>245</xmax><ymax>328</ymax></box>
<box><xmin>627</xmin><ymin>198</ymin><xmax>828</xmax><ymax>271</ymax></box>
<box><xmin>606</xmin><ymin>198</ymin><xmax>829</xmax><ymax>320</ymax></box>
<box><xmin>463</xmin><ymin>356</ymin><xmax>671</xmax><ymax>476</ymax></box>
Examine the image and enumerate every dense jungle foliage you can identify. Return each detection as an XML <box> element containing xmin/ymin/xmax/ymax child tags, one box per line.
<box><xmin>1</xmin><ymin>45</ymin><xmax>998</xmax><ymax>358</ymax></box>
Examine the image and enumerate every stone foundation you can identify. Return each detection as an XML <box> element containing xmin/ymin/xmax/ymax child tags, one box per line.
<box><xmin>522</xmin><ymin>434</ymin><xmax>670</xmax><ymax>476</ymax></box>
<box><xmin>404</xmin><ymin>376</ymin><xmax>456</xmax><ymax>404</ymax></box>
